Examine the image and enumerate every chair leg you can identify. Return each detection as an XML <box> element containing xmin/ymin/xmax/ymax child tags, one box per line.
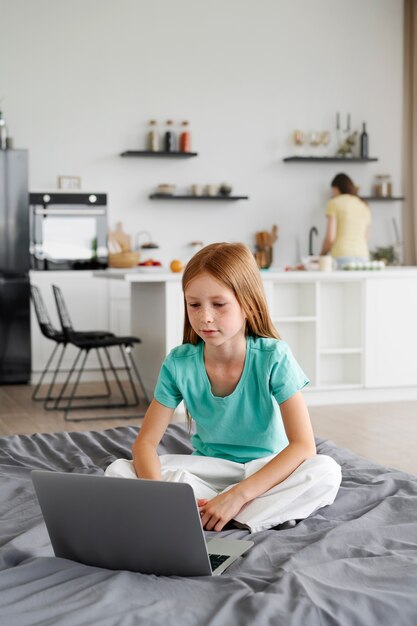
<box><xmin>103</xmin><ymin>346</ymin><xmax>129</xmax><ymax>405</ymax></box>
<box><xmin>44</xmin><ymin>344</ymin><xmax>71</xmax><ymax>410</ymax></box>
<box><xmin>124</xmin><ymin>345</ymin><xmax>150</xmax><ymax>404</ymax></box>
<box><xmin>62</xmin><ymin>346</ymin><xmax>130</xmax><ymax>420</ymax></box>
<box><xmin>63</xmin><ymin>345</ymin><xmax>150</xmax><ymax>422</ymax></box>
<box><xmin>63</xmin><ymin>349</ymin><xmax>90</xmax><ymax>420</ymax></box>
<box><xmin>119</xmin><ymin>345</ymin><xmax>139</xmax><ymax>406</ymax></box>
<box><xmin>32</xmin><ymin>342</ymin><xmax>61</xmax><ymax>401</ymax></box>
<box><xmin>51</xmin><ymin>348</ymin><xmax>83</xmax><ymax>411</ymax></box>
<box><xmin>42</xmin><ymin>345</ymin><xmax>113</xmax><ymax>407</ymax></box>
<box><xmin>96</xmin><ymin>348</ymin><xmax>112</xmax><ymax>397</ymax></box>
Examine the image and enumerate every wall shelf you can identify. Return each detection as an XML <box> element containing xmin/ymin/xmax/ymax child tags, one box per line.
<box><xmin>283</xmin><ymin>156</ymin><xmax>378</xmax><ymax>163</ymax></box>
<box><xmin>149</xmin><ymin>194</ymin><xmax>249</xmax><ymax>201</ymax></box>
<box><xmin>361</xmin><ymin>196</ymin><xmax>405</xmax><ymax>201</ymax></box>
<box><xmin>120</xmin><ymin>150</ymin><xmax>198</xmax><ymax>158</ymax></box>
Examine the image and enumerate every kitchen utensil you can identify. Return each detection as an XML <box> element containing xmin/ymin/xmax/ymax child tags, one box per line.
<box><xmin>108</xmin><ymin>222</ymin><xmax>131</xmax><ymax>253</ymax></box>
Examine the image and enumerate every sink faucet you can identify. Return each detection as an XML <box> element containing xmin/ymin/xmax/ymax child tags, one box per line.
<box><xmin>309</xmin><ymin>226</ymin><xmax>318</xmax><ymax>256</ymax></box>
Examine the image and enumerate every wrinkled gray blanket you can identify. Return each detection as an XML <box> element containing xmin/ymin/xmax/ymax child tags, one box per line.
<box><xmin>0</xmin><ymin>424</ymin><xmax>416</xmax><ymax>626</ymax></box>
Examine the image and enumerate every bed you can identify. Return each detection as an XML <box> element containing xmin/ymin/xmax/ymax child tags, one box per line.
<box><xmin>1</xmin><ymin>423</ymin><xmax>416</xmax><ymax>626</ymax></box>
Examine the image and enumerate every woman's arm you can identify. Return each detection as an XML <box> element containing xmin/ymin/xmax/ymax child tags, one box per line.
<box><xmin>199</xmin><ymin>392</ymin><xmax>316</xmax><ymax>531</ymax></box>
<box><xmin>320</xmin><ymin>214</ymin><xmax>336</xmax><ymax>255</ymax></box>
<box><xmin>132</xmin><ymin>399</ymin><xmax>174</xmax><ymax>479</ymax></box>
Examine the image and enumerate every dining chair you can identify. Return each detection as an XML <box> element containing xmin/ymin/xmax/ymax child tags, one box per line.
<box><xmin>51</xmin><ymin>285</ymin><xmax>149</xmax><ymax>421</ymax></box>
<box><xmin>30</xmin><ymin>285</ymin><xmax>114</xmax><ymax>404</ymax></box>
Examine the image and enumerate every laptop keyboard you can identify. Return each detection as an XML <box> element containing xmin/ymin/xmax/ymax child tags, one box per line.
<box><xmin>209</xmin><ymin>553</ymin><xmax>230</xmax><ymax>570</ymax></box>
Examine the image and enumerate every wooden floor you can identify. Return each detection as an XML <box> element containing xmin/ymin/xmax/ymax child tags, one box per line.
<box><xmin>0</xmin><ymin>383</ymin><xmax>416</xmax><ymax>475</ymax></box>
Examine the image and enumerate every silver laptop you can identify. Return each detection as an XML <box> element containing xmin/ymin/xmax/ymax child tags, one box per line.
<box><xmin>31</xmin><ymin>470</ymin><xmax>254</xmax><ymax>577</ymax></box>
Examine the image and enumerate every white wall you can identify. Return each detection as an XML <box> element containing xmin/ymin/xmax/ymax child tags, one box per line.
<box><xmin>0</xmin><ymin>0</ymin><xmax>404</xmax><ymax>266</ymax></box>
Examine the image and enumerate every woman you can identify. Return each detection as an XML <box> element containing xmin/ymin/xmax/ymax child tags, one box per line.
<box><xmin>320</xmin><ymin>173</ymin><xmax>371</xmax><ymax>268</ymax></box>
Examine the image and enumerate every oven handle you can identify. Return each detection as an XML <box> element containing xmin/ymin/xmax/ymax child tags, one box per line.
<box><xmin>34</xmin><ymin>208</ymin><xmax>106</xmax><ymax>216</ymax></box>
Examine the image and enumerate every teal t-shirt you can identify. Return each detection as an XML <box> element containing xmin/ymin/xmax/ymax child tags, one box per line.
<box><xmin>154</xmin><ymin>336</ymin><xmax>309</xmax><ymax>463</ymax></box>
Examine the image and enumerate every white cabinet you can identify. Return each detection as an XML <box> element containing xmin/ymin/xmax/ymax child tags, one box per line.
<box><xmin>30</xmin><ymin>272</ymin><xmax>110</xmax><ymax>378</ymax></box>
<box><xmin>365</xmin><ymin>277</ymin><xmax>417</xmax><ymax>387</ymax></box>
<box><xmin>108</xmin><ymin>279</ymin><xmax>131</xmax><ymax>336</ymax></box>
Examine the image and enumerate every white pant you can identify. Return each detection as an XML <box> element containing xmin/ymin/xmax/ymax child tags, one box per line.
<box><xmin>105</xmin><ymin>453</ymin><xmax>341</xmax><ymax>533</ymax></box>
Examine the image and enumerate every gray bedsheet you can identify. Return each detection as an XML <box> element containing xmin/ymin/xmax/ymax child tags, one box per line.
<box><xmin>0</xmin><ymin>423</ymin><xmax>416</xmax><ymax>626</ymax></box>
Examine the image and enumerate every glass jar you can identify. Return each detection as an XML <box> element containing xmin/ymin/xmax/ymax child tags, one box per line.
<box><xmin>374</xmin><ymin>174</ymin><xmax>392</xmax><ymax>198</ymax></box>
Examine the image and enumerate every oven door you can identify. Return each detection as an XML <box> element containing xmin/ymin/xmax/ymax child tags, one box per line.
<box><xmin>31</xmin><ymin>207</ymin><xmax>108</xmax><ymax>270</ymax></box>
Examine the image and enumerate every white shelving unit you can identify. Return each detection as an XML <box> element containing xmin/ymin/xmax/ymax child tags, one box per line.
<box><xmin>265</xmin><ymin>278</ymin><xmax>364</xmax><ymax>390</ymax></box>
<box><xmin>317</xmin><ymin>280</ymin><xmax>363</xmax><ymax>387</ymax></box>
<box><xmin>265</xmin><ymin>281</ymin><xmax>317</xmax><ymax>387</ymax></box>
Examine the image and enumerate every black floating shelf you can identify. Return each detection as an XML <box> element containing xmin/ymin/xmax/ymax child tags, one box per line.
<box><xmin>149</xmin><ymin>194</ymin><xmax>249</xmax><ymax>201</ymax></box>
<box><xmin>361</xmin><ymin>196</ymin><xmax>405</xmax><ymax>201</ymax></box>
<box><xmin>283</xmin><ymin>156</ymin><xmax>378</xmax><ymax>163</ymax></box>
<box><xmin>121</xmin><ymin>150</ymin><xmax>198</xmax><ymax>158</ymax></box>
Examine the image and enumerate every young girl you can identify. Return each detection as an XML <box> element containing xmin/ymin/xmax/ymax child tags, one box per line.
<box><xmin>106</xmin><ymin>243</ymin><xmax>341</xmax><ymax>533</ymax></box>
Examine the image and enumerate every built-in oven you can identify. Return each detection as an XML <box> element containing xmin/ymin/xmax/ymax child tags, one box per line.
<box><xmin>29</xmin><ymin>192</ymin><xmax>108</xmax><ymax>270</ymax></box>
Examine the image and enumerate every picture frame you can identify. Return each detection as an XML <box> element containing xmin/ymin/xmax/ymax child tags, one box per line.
<box><xmin>57</xmin><ymin>175</ymin><xmax>81</xmax><ymax>190</ymax></box>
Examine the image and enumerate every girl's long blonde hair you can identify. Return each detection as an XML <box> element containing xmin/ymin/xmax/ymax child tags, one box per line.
<box><xmin>181</xmin><ymin>242</ymin><xmax>280</xmax><ymax>344</ymax></box>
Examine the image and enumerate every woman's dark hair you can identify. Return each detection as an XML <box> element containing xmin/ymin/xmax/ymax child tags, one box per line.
<box><xmin>331</xmin><ymin>173</ymin><xmax>358</xmax><ymax>196</ymax></box>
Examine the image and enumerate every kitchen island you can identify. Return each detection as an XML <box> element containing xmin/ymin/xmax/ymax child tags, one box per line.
<box><xmin>94</xmin><ymin>267</ymin><xmax>417</xmax><ymax>405</ymax></box>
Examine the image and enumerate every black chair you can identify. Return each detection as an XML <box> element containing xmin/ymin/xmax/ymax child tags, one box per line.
<box><xmin>30</xmin><ymin>285</ymin><xmax>114</xmax><ymax>403</ymax></box>
<box><xmin>52</xmin><ymin>285</ymin><xmax>149</xmax><ymax>421</ymax></box>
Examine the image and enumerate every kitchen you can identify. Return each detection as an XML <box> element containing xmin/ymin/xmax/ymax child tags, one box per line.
<box><xmin>0</xmin><ymin>1</ymin><xmax>413</xmax><ymax>447</ymax></box>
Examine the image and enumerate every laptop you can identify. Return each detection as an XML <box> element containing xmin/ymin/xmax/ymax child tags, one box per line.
<box><xmin>31</xmin><ymin>470</ymin><xmax>254</xmax><ymax>577</ymax></box>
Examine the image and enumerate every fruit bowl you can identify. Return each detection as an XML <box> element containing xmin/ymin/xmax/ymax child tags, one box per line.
<box><xmin>137</xmin><ymin>259</ymin><xmax>165</xmax><ymax>272</ymax></box>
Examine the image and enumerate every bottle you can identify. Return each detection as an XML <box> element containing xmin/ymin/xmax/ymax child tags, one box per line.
<box><xmin>147</xmin><ymin>120</ymin><xmax>159</xmax><ymax>152</ymax></box>
<box><xmin>0</xmin><ymin>111</ymin><xmax>8</xmax><ymax>150</ymax></box>
<box><xmin>360</xmin><ymin>122</ymin><xmax>369</xmax><ymax>158</ymax></box>
<box><xmin>164</xmin><ymin>119</ymin><xmax>176</xmax><ymax>152</ymax></box>
<box><xmin>179</xmin><ymin>120</ymin><xmax>191</xmax><ymax>153</ymax></box>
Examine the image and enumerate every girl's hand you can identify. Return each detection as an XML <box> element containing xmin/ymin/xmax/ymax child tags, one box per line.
<box><xmin>197</xmin><ymin>490</ymin><xmax>246</xmax><ymax>532</ymax></box>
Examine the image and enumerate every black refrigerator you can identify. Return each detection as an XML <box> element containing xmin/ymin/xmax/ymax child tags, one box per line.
<box><xmin>0</xmin><ymin>149</ymin><xmax>31</xmax><ymax>383</ymax></box>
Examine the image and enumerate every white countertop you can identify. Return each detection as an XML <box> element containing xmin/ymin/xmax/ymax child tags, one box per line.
<box><xmin>93</xmin><ymin>266</ymin><xmax>417</xmax><ymax>282</ymax></box>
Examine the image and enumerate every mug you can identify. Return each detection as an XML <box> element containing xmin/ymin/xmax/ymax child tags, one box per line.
<box><xmin>206</xmin><ymin>184</ymin><xmax>219</xmax><ymax>197</ymax></box>
<box><xmin>191</xmin><ymin>184</ymin><xmax>204</xmax><ymax>197</ymax></box>
<box><xmin>319</xmin><ymin>255</ymin><xmax>336</xmax><ymax>272</ymax></box>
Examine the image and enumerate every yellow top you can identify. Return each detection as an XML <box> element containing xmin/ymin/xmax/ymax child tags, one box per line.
<box><xmin>325</xmin><ymin>194</ymin><xmax>371</xmax><ymax>258</ymax></box>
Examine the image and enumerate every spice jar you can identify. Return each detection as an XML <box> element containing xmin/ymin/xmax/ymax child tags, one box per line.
<box><xmin>374</xmin><ymin>174</ymin><xmax>392</xmax><ymax>198</ymax></box>
<box><xmin>179</xmin><ymin>121</ymin><xmax>191</xmax><ymax>153</ymax></box>
<box><xmin>147</xmin><ymin>120</ymin><xmax>159</xmax><ymax>152</ymax></box>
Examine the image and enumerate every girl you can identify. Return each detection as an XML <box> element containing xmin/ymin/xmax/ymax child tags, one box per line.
<box><xmin>106</xmin><ymin>243</ymin><xmax>341</xmax><ymax>533</ymax></box>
